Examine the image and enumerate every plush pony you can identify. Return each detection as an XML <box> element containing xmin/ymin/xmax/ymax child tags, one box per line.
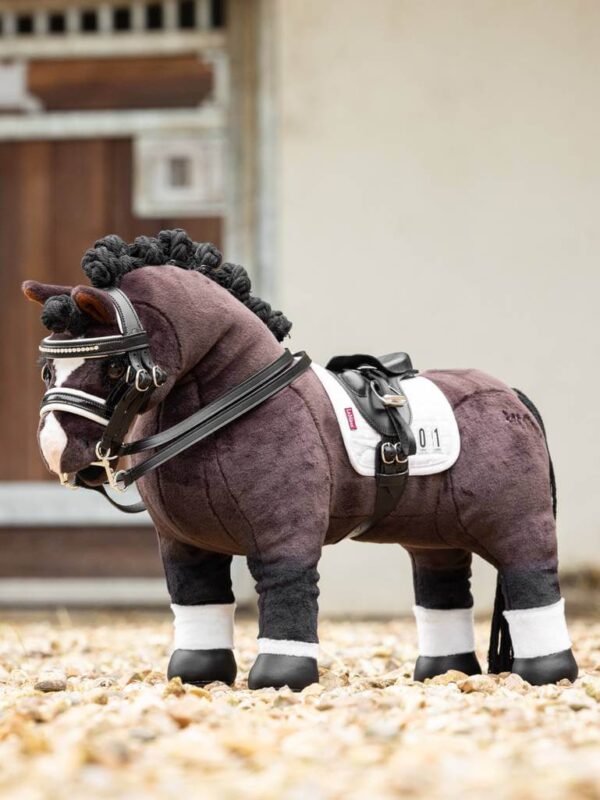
<box><xmin>23</xmin><ymin>229</ymin><xmax>577</xmax><ymax>690</ymax></box>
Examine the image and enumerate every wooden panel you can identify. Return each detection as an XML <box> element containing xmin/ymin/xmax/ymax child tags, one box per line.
<box><xmin>51</xmin><ymin>139</ymin><xmax>112</xmax><ymax>279</ymax></box>
<box><xmin>0</xmin><ymin>528</ymin><xmax>162</xmax><ymax>577</ymax></box>
<box><xmin>0</xmin><ymin>142</ymin><xmax>53</xmax><ymax>480</ymax></box>
<box><xmin>0</xmin><ymin>137</ymin><xmax>222</xmax><ymax>481</ymax></box>
<box><xmin>29</xmin><ymin>56</ymin><xmax>213</xmax><ymax>111</ymax></box>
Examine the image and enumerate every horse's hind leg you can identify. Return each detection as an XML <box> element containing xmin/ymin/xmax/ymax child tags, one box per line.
<box><xmin>497</xmin><ymin>567</ymin><xmax>578</xmax><ymax>684</ymax></box>
<box><xmin>159</xmin><ymin>535</ymin><xmax>237</xmax><ymax>686</ymax></box>
<box><xmin>408</xmin><ymin>547</ymin><xmax>481</xmax><ymax>680</ymax></box>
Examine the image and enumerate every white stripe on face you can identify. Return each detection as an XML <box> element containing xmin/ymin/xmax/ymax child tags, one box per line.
<box><xmin>39</xmin><ymin>411</ymin><xmax>68</xmax><ymax>474</ymax></box>
<box><xmin>38</xmin><ymin>356</ymin><xmax>85</xmax><ymax>474</ymax></box>
<box><xmin>53</xmin><ymin>356</ymin><xmax>85</xmax><ymax>387</ymax></box>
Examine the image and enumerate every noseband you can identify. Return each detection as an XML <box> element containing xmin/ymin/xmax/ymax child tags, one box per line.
<box><xmin>39</xmin><ymin>288</ymin><xmax>311</xmax><ymax>512</ymax></box>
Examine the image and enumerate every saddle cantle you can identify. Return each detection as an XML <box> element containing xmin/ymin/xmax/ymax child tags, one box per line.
<box><xmin>326</xmin><ymin>351</ymin><xmax>415</xmax><ymax>378</ymax></box>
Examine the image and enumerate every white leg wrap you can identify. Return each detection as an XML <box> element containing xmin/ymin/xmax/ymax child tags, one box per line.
<box><xmin>503</xmin><ymin>598</ymin><xmax>571</xmax><ymax>659</ymax></box>
<box><xmin>171</xmin><ymin>603</ymin><xmax>235</xmax><ymax>651</ymax></box>
<box><xmin>257</xmin><ymin>638</ymin><xmax>319</xmax><ymax>659</ymax></box>
<box><xmin>413</xmin><ymin>605</ymin><xmax>476</xmax><ymax>657</ymax></box>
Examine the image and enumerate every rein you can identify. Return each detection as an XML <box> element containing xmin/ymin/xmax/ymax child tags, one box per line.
<box><xmin>39</xmin><ymin>289</ymin><xmax>311</xmax><ymax>513</ymax></box>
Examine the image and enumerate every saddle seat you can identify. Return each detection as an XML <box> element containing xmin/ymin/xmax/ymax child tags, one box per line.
<box><xmin>326</xmin><ymin>351</ymin><xmax>415</xmax><ymax>377</ymax></box>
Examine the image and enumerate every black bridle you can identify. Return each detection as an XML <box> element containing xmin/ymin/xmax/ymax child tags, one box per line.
<box><xmin>39</xmin><ymin>288</ymin><xmax>311</xmax><ymax>513</ymax></box>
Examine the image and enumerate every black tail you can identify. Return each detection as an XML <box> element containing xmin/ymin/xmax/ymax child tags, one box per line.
<box><xmin>488</xmin><ymin>578</ymin><xmax>513</xmax><ymax>673</ymax></box>
<box><xmin>487</xmin><ymin>388</ymin><xmax>557</xmax><ymax>674</ymax></box>
<box><xmin>513</xmin><ymin>388</ymin><xmax>557</xmax><ymax>518</ymax></box>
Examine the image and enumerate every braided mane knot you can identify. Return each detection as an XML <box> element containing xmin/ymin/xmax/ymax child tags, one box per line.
<box><xmin>129</xmin><ymin>235</ymin><xmax>164</xmax><ymax>266</ymax></box>
<box><xmin>41</xmin><ymin>295</ymin><xmax>88</xmax><ymax>336</ymax></box>
<box><xmin>79</xmin><ymin>228</ymin><xmax>293</xmax><ymax>341</ymax></box>
<box><xmin>159</xmin><ymin>228</ymin><xmax>195</xmax><ymax>268</ymax></box>
<box><xmin>194</xmin><ymin>242</ymin><xmax>222</xmax><ymax>270</ymax></box>
<box><xmin>81</xmin><ymin>235</ymin><xmax>135</xmax><ymax>288</ymax></box>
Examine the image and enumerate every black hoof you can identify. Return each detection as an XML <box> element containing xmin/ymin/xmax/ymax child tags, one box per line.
<box><xmin>511</xmin><ymin>648</ymin><xmax>578</xmax><ymax>685</ymax></box>
<box><xmin>414</xmin><ymin>651</ymin><xmax>482</xmax><ymax>681</ymax></box>
<box><xmin>248</xmin><ymin>653</ymin><xmax>319</xmax><ymax>691</ymax></box>
<box><xmin>167</xmin><ymin>648</ymin><xmax>237</xmax><ymax>686</ymax></box>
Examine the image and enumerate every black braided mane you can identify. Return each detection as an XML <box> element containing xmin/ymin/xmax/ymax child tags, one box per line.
<box><xmin>80</xmin><ymin>228</ymin><xmax>292</xmax><ymax>342</ymax></box>
<box><xmin>41</xmin><ymin>294</ymin><xmax>88</xmax><ymax>335</ymax></box>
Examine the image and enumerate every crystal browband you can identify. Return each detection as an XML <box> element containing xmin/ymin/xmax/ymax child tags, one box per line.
<box><xmin>39</xmin><ymin>331</ymin><xmax>150</xmax><ymax>359</ymax></box>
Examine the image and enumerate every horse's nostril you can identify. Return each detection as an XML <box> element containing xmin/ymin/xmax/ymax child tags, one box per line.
<box><xmin>59</xmin><ymin>439</ymin><xmax>97</xmax><ymax>474</ymax></box>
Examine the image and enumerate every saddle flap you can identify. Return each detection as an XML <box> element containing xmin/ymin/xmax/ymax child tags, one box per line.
<box><xmin>333</xmin><ymin>370</ymin><xmax>411</xmax><ymax>438</ymax></box>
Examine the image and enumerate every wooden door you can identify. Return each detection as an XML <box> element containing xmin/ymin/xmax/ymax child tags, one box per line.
<box><xmin>0</xmin><ymin>137</ymin><xmax>221</xmax><ymax>481</ymax></box>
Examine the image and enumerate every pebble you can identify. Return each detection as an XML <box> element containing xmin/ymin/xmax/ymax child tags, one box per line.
<box><xmin>459</xmin><ymin>674</ymin><xmax>498</xmax><ymax>694</ymax></box>
<box><xmin>301</xmin><ymin>682</ymin><xmax>325</xmax><ymax>697</ymax></box>
<box><xmin>426</xmin><ymin>670</ymin><xmax>469</xmax><ymax>685</ymax></box>
<box><xmin>34</xmin><ymin>672</ymin><xmax>67</xmax><ymax>693</ymax></box>
<box><xmin>560</xmin><ymin>688</ymin><xmax>596</xmax><ymax>711</ymax></box>
<box><xmin>502</xmin><ymin>673</ymin><xmax>530</xmax><ymax>693</ymax></box>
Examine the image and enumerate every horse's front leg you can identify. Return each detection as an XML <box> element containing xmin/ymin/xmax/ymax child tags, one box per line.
<box><xmin>159</xmin><ymin>535</ymin><xmax>237</xmax><ymax>686</ymax></box>
<box><xmin>246</xmin><ymin>553</ymin><xmax>321</xmax><ymax>691</ymax></box>
<box><xmin>408</xmin><ymin>547</ymin><xmax>482</xmax><ymax>680</ymax></box>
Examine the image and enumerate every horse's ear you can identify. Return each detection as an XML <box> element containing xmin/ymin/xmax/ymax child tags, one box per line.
<box><xmin>22</xmin><ymin>280</ymin><xmax>73</xmax><ymax>305</ymax></box>
<box><xmin>71</xmin><ymin>285</ymin><xmax>116</xmax><ymax>325</ymax></box>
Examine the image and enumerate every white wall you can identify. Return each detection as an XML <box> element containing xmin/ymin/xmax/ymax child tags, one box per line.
<box><xmin>271</xmin><ymin>0</ymin><xmax>600</xmax><ymax>611</ymax></box>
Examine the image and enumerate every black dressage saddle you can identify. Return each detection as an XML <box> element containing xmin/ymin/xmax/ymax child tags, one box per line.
<box><xmin>325</xmin><ymin>352</ymin><xmax>418</xmax><ymax>539</ymax></box>
<box><xmin>326</xmin><ymin>352</ymin><xmax>416</xmax><ymax>437</ymax></box>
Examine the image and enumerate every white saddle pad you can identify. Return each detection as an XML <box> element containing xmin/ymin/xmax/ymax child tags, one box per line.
<box><xmin>312</xmin><ymin>363</ymin><xmax>460</xmax><ymax>477</ymax></box>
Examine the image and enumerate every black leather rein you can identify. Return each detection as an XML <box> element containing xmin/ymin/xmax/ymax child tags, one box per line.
<box><xmin>39</xmin><ymin>288</ymin><xmax>311</xmax><ymax>514</ymax></box>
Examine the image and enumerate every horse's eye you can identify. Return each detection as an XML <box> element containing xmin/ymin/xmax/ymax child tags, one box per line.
<box><xmin>41</xmin><ymin>363</ymin><xmax>51</xmax><ymax>384</ymax></box>
<box><xmin>107</xmin><ymin>360</ymin><xmax>125</xmax><ymax>380</ymax></box>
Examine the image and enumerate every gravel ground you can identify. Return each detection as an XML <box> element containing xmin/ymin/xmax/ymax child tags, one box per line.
<box><xmin>0</xmin><ymin>612</ymin><xmax>599</xmax><ymax>800</ymax></box>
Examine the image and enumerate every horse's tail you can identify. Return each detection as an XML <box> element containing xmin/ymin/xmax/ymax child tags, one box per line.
<box><xmin>512</xmin><ymin>388</ymin><xmax>557</xmax><ymax>518</ymax></box>
<box><xmin>487</xmin><ymin>388</ymin><xmax>557</xmax><ymax>674</ymax></box>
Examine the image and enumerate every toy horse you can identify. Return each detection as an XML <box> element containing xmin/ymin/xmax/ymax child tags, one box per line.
<box><xmin>23</xmin><ymin>229</ymin><xmax>578</xmax><ymax>690</ymax></box>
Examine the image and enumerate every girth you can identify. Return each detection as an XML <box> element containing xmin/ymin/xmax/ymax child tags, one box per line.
<box><xmin>325</xmin><ymin>352</ymin><xmax>418</xmax><ymax>538</ymax></box>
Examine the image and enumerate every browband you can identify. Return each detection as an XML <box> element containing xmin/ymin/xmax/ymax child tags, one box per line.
<box><xmin>39</xmin><ymin>331</ymin><xmax>149</xmax><ymax>359</ymax></box>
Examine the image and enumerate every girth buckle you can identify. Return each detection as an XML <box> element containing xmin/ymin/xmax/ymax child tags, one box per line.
<box><xmin>380</xmin><ymin>441</ymin><xmax>409</xmax><ymax>467</ymax></box>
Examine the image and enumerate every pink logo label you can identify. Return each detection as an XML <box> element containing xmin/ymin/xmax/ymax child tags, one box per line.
<box><xmin>345</xmin><ymin>407</ymin><xmax>357</xmax><ymax>431</ymax></box>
